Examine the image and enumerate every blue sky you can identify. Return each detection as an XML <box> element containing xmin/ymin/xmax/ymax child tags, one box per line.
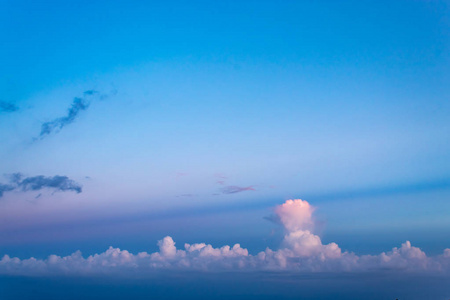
<box><xmin>1</xmin><ymin>1</ymin><xmax>450</xmax><ymax>298</ymax></box>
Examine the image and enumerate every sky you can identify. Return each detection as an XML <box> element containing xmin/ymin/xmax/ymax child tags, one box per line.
<box><xmin>1</xmin><ymin>0</ymin><xmax>450</xmax><ymax>299</ymax></box>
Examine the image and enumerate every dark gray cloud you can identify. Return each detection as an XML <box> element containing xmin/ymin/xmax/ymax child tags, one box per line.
<box><xmin>0</xmin><ymin>101</ymin><xmax>18</xmax><ymax>113</ymax></box>
<box><xmin>221</xmin><ymin>185</ymin><xmax>255</xmax><ymax>194</ymax></box>
<box><xmin>0</xmin><ymin>173</ymin><xmax>82</xmax><ymax>198</ymax></box>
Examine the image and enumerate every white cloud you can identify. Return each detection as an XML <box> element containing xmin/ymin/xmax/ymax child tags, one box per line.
<box><xmin>1</xmin><ymin>199</ymin><xmax>449</xmax><ymax>276</ymax></box>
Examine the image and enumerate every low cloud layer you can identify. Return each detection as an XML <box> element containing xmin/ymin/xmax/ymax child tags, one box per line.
<box><xmin>1</xmin><ymin>199</ymin><xmax>449</xmax><ymax>276</ymax></box>
<box><xmin>0</xmin><ymin>173</ymin><xmax>82</xmax><ymax>198</ymax></box>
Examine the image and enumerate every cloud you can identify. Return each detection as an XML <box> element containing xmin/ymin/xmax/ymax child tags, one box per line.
<box><xmin>274</xmin><ymin>199</ymin><xmax>314</xmax><ymax>232</ymax></box>
<box><xmin>0</xmin><ymin>101</ymin><xmax>19</xmax><ymax>113</ymax></box>
<box><xmin>214</xmin><ymin>173</ymin><xmax>227</xmax><ymax>179</ymax></box>
<box><xmin>1</xmin><ymin>199</ymin><xmax>449</xmax><ymax>276</ymax></box>
<box><xmin>213</xmin><ymin>173</ymin><xmax>227</xmax><ymax>185</ymax></box>
<box><xmin>176</xmin><ymin>194</ymin><xmax>196</xmax><ymax>198</ymax></box>
<box><xmin>221</xmin><ymin>185</ymin><xmax>255</xmax><ymax>194</ymax></box>
<box><xmin>0</xmin><ymin>173</ymin><xmax>82</xmax><ymax>198</ymax></box>
<box><xmin>39</xmin><ymin>96</ymin><xmax>90</xmax><ymax>138</ymax></box>
<box><xmin>0</xmin><ymin>184</ymin><xmax>15</xmax><ymax>197</ymax></box>
<box><xmin>83</xmin><ymin>90</ymin><xmax>98</xmax><ymax>96</ymax></box>
<box><xmin>18</xmin><ymin>175</ymin><xmax>82</xmax><ymax>193</ymax></box>
<box><xmin>38</xmin><ymin>89</ymin><xmax>113</xmax><ymax>139</ymax></box>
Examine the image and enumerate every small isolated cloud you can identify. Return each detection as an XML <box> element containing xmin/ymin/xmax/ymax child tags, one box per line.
<box><xmin>0</xmin><ymin>173</ymin><xmax>82</xmax><ymax>198</ymax></box>
<box><xmin>83</xmin><ymin>90</ymin><xmax>98</xmax><ymax>96</ymax></box>
<box><xmin>0</xmin><ymin>101</ymin><xmax>19</xmax><ymax>113</ymax></box>
<box><xmin>1</xmin><ymin>199</ymin><xmax>449</xmax><ymax>277</ymax></box>
<box><xmin>221</xmin><ymin>185</ymin><xmax>255</xmax><ymax>194</ymax></box>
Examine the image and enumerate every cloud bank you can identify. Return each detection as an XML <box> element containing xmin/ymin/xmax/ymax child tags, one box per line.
<box><xmin>1</xmin><ymin>199</ymin><xmax>449</xmax><ymax>276</ymax></box>
<box><xmin>0</xmin><ymin>173</ymin><xmax>82</xmax><ymax>198</ymax></box>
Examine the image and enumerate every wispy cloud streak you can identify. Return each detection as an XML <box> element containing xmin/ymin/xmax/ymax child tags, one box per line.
<box><xmin>221</xmin><ymin>185</ymin><xmax>255</xmax><ymax>194</ymax></box>
<box><xmin>38</xmin><ymin>89</ymin><xmax>114</xmax><ymax>139</ymax></box>
<box><xmin>39</xmin><ymin>96</ymin><xmax>90</xmax><ymax>138</ymax></box>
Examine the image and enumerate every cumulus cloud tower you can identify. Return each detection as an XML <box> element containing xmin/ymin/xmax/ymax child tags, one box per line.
<box><xmin>275</xmin><ymin>199</ymin><xmax>315</xmax><ymax>232</ymax></box>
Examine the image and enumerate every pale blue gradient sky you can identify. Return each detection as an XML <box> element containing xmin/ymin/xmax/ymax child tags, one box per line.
<box><xmin>0</xmin><ymin>0</ymin><xmax>449</xmax><ymax>260</ymax></box>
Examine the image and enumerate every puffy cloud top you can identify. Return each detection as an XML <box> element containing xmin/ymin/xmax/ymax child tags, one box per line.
<box><xmin>275</xmin><ymin>199</ymin><xmax>314</xmax><ymax>232</ymax></box>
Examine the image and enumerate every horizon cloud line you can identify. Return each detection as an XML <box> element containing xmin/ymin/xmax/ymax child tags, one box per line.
<box><xmin>1</xmin><ymin>199</ymin><xmax>449</xmax><ymax>276</ymax></box>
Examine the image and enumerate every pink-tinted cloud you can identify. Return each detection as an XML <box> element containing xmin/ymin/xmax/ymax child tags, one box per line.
<box><xmin>274</xmin><ymin>199</ymin><xmax>314</xmax><ymax>232</ymax></box>
<box><xmin>214</xmin><ymin>173</ymin><xmax>227</xmax><ymax>179</ymax></box>
<box><xmin>214</xmin><ymin>173</ymin><xmax>227</xmax><ymax>185</ymax></box>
